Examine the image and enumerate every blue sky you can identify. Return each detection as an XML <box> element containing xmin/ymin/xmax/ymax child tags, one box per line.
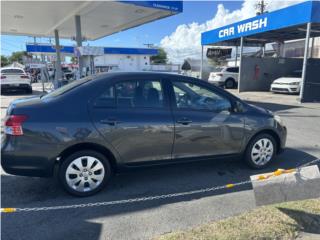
<box><xmin>1</xmin><ymin>1</ymin><xmax>242</xmax><ymax>56</ymax></box>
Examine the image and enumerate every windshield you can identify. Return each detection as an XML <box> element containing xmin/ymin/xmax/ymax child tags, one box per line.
<box><xmin>286</xmin><ymin>70</ymin><xmax>302</xmax><ymax>78</ymax></box>
<box><xmin>42</xmin><ymin>76</ymin><xmax>93</xmax><ymax>99</ymax></box>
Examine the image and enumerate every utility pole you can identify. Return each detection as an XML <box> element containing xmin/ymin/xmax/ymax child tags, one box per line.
<box><xmin>256</xmin><ymin>0</ymin><xmax>267</xmax><ymax>15</ymax></box>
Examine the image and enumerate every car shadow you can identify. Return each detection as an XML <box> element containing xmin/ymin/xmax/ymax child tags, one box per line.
<box><xmin>277</xmin><ymin>207</ymin><xmax>320</xmax><ymax>234</ymax></box>
<box><xmin>1</xmin><ymin>147</ymin><xmax>319</xmax><ymax>240</ymax></box>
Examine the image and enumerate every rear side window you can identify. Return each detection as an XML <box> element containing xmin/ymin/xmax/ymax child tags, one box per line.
<box><xmin>42</xmin><ymin>76</ymin><xmax>93</xmax><ymax>99</ymax></box>
<box><xmin>172</xmin><ymin>81</ymin><xmax>232</xmax><ymax>112</ymax></box>
<box><xmin>94</xmin><ymin>79</ymin><xmax>164</xmax><ymax>108</ymax></box>
<box><xmin>226</xmin><ymin>67</ymin><xmax>239</xmax><ymax>73</ymax></box>
<box><xmin>1</xmin><ymin>69</ymin><xmax>24</xmax><ymax>74</ymax></box>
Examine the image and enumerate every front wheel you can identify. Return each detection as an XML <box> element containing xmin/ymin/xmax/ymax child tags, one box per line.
<box><xmin>244</xmin><ymin>134</ymin><xmax>277</xmax><ymax>169</ymax></box>
<box><xmin>59</xmin><ymin>150</ymin><xmax>111</xmax><ymax>196</ymax></box>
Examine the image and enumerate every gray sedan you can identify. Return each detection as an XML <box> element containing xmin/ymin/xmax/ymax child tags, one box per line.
<box><xmin>1</xmin><ymin>72</ymin><xmax>287</xmax><ymax>196</ymax></box>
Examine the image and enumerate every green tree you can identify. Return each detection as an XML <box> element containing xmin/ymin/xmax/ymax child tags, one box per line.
<box><xmin>70</xmin><ymin>56</ymin><xmax>78</xmax><ymax>64</ymax></box>
<box><xmin>150</xmin><ymin>48</ymin><xmax>167</xmax><ymax>64</ymax></box>
<box><xmin>1</xmin><ymin>55</ymin><xmax>10</xmax><ymax>67</ymax></box>
<box><xmin>9</xmin><ymin>51</ymin><xmax>27</xmax><ymax>64</ymax></box>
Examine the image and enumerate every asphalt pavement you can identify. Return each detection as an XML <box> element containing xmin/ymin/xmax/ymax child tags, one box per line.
<box><xmin>1</xmin><ymin>87</ymin><xmax>320</xmax><ymax>240</ymax></box>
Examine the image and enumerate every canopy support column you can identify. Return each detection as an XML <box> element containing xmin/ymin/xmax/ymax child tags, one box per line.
<box><xmin>200</xmin><ymin>45</ymin><xmax>204</xmax><ymax>79</ymax></box>
<box><xmin>75</xmin><ymin>15</ymin><xmax>83</xmax><ymax>78</ymax></box>
<box><xmin>299</xmin><ymin>22</ymin><xmax>311</xmax><ymax>103</ymax></box>
<box><xmin>238</xmin><ymin>37</ymin><xmax>244</xmax><ymax>93</ymax></box>
<box><xmin>54</xmin><ymin>29</ymin><xmax>62</xmax><ymax>81</ymax></box>
<box><xmin>235</xmin><ymin>46</ymin><xmax>238</xmax><ymax>67</ymax></box>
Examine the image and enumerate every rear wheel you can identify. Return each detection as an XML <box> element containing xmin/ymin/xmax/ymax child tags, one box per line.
<box><xmin>59</xmin><ymin>150</ymin><xmax>111</xmax><ymax>196</ymax></box>
<box><xmin>244</xmin><ymin>133</ymin><xmax>277</xmax><ymax>169</ymax></box>
<box><xmin>225</xmin><ymin>78</ymin><xmax>236</xmax><ymax>89</ymax></box>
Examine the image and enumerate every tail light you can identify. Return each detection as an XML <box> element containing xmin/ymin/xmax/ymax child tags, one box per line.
<box><xmin>4</xmin><ymin>115</ymin><xmax>28</xmax><ymax>136</ymax></box>
<box><xmin>1</xmin><ymin>76</ymin><xmax>6</xmax><ymax>79</ymax></box>
<box><xmin>20</xmin><ymin>75</ymin><xmax>29</xmax><ymax>79</ymax></box>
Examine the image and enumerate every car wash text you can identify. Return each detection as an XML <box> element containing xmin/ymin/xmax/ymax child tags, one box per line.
<box><xmin>219</xmin><ymin>17</ymin><xmax>268</xmax><ymax>38</ymax></box>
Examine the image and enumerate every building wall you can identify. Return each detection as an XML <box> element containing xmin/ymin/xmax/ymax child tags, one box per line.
<box><xmin>284</xmin><ymin>37</ymin><xmax>320</xmax><ymax>58</ymax></box>
<box><xmin>94</xmin><ymin>54</ymin><xmax>151</xmax><ymax>71</ymax></box>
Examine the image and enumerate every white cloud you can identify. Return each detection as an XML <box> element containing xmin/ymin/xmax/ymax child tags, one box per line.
<box><xmin>160</xmin><ymin>0</ymin><xmax>306</xmax><ymax>63</ymax></box>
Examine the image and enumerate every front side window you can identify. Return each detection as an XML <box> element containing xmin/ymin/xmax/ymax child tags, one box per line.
<box><xmin>173</xmin><ymin>81</ymin><xmax>232</xmax><ymax>112</ymax></box>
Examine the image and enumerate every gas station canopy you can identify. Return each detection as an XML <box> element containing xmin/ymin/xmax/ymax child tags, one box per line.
<box><xmin>1</xmin><ymin>1</ymin><xmax>182</xmax><ymax>40</ymax></box>
<box><xmin>201</xmin><ymin>1</ymin><xmax>320</xmax><ymax>47</ymax></box>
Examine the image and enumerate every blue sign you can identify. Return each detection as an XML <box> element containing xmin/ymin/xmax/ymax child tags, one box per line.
<box><xmin>26</xmin><ymin>44</ymin><xmax>158</xmax><ymax>56</ymax></box>
<box><xmin>202</xmin><ymin>1</ymin><xmax>320</xmax><ymax>45</ymax></box>
<box><xmin>120</xmin><ymin>1</ymin><xmax>183</xmax><ymax>13</ymax></box>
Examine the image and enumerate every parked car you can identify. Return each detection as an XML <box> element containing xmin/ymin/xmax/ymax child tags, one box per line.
<box><xmin>62</xmin><ymin>67</ymin><xmax>75</xmax><ymax>80</ymax></box>
<box><xmin>1</xmin><ymin>72</ymin><xmax>287</xmax><ymax>196</ymax></box>
<box><xmin>0</xmin><ymin>67</ymin><xmax>32</xmax><ymax>93</ymax></box>
<box><xmin>208</xmin><ymin>66</ymin><xmax>239</xmax><ymax>89</ymax></box>
<box><xmin>270</xmin><ymin>70</ymin><xmax>302</xmax><ymax>94</ymax></box>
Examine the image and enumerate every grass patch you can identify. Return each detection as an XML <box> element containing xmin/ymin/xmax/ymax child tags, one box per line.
<box><xmin>156</xmin><ymin>198</ymin><xmax>320</xmax><ymax>240</ymax></box>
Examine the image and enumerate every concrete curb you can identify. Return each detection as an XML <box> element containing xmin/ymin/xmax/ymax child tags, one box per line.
<box><xmin>251</xmin><ymin>165</ymin><xmax>320</xmax><ymax>206</ymax></box>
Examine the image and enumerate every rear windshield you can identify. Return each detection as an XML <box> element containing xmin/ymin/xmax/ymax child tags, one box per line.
<box><xmin>42</xmin><ymin>76</ymin><xmax>93</xmax><ymax>99</ymax></box>
<box><xmin>1</xmin><ymin>69</ymin><xmax>24</xmax><ymax>74</ymax></box>
<box><xmin>212</xmin><ymin>67</ymin><xmax>224</xmax><ymax>72</ymax></box>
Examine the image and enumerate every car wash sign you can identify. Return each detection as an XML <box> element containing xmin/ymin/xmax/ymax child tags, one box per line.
<box><xmin>201</xmin><ymin>1</ymin><xmax>320</xmax><ymax>46</ymax></box>
<box><xmin>218</xmin><ymin>17</ymin><xmax>268</xmax><ymax>39</ymax></box>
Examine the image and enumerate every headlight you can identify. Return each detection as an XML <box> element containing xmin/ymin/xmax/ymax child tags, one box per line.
<box><xmin>274</xmin><ymin>115</ymin><xmax>284</xmax><ymax>126</ymax></box>
<box><xmin>288</xmin><ymin>82</ymin><xmax>300</xmax><ymax>85</ymax></box>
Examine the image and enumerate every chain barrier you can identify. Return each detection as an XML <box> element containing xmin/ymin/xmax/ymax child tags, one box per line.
<box><xmin>1</xmin><ymin>158</ymin><xmax>319</xmax><ymax>214</ymax></box>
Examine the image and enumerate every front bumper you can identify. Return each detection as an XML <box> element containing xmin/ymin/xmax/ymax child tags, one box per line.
<box><xmin>270</xmin><ymin>84</ymin><xmax>300</xmax><ymax>93</ymax></box>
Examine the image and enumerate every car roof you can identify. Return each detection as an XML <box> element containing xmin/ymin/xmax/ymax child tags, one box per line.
<box><xmin>94</xmin><ymin>71</ymin><xmax>188</xmax><ymax>81</ymax></box>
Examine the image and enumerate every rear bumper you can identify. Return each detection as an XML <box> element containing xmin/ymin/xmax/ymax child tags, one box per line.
<box><xmin>1</xmin><ymin>135</ymin><xmax>57</xmax><ymax>177</ymax></box>
<box><xmin>209</xmin><ymin>80</ymin><xmax>225</xmax><ymax>87</ymax></box>
<box><xmin>1</xmin><ymin>83</ymin><xmax>32</xmax><ymax>90</ymax></box>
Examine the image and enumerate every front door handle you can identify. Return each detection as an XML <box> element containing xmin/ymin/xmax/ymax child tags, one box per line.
<box><xmin>177</xmin><ymin>118</ymin><xmax>192</xmax><ymax>125</ymax></box>
<box><xmin>100</xmin><ymin>118</ymin><xmax>121</xmax><ymax>126</ymax></box>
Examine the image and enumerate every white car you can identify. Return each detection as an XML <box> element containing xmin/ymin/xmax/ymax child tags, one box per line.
<box><xmin>270</xmin><ymin>70</ymin><xmax>302</xmax><ymax>94</ymax></box>
<box><xmin>0</xmin><ymin>67</ymin><xmax>32</xmax><ymax>93</ymax></box>
<box><xmin>208</xmin><ymin>66</ymin><xmax>239</xmax><ymax>89</ymax></box>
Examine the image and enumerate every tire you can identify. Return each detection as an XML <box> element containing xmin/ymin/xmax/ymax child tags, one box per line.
<box><xmin>59</xmin><ymin>150</ymin><xmax>112</xmax><ymax>197</ymax></box>
<box><xmin>225</xmin><ymin>78</ymin><xmax>236</xmax><ymax>89</ymax></box>
<box><xmin>244</xmin><ymin>133</ymin><xmax>277</xmax><ymax>169</ymax></box>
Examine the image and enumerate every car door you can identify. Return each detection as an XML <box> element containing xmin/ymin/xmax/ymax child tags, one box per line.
<box><xmin>90</xmin><ymin>76</ymin><xmax>174</xmax><ymax>165</ymax></box>
<box><xmin>169</xmin><ymin>77</ymin><xmax>244</xmax><ymax>159</ymax></box>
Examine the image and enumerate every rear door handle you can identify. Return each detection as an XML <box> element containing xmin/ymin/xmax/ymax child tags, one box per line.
<box><xmin>177</xmin><ymin>118</ymin><xmax>192</xmax><ymax>125</ymax></box>
<box><xmin>100</xmin><ymin>118</ymin><xmax>122</xmax><ymax>126</ymax></box>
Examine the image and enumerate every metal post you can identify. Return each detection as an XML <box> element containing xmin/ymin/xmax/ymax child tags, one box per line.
<box><xmin>262</xmin><ymin>44</ymin><xmax>266</xmax><ymax>57</ymax></box>
<box><xmin>54</xmin><ymin>29</ymin><xmax>63</xmax><ymax>81</ymax></box>
<box><xmin>235</xmin><ymin>46</ymin><xmax>238</xmax><ymax>67</ymax></box>
<box><xmin>238</xmin><ymin>37</ymin><xmax>244</xmax><ymax>93</ymax></box>
<box><xmin>200</xmin><ymin>45</ymin><xmax>204</xmax><ymax>79</ymax></box>
<box><xmin>299</xmin><ymin>23</ymin><xmax>311</xmax><ymax>102</ymax></box>
<box><xmin>75</xmin><ymin>15</ymin><xmax>83</xmax><ymax>78</ymax></box>
<box><xmin>311</xmin><ymin>37</ymin><xmax>315</xmax><ymax>58</ymax></box>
